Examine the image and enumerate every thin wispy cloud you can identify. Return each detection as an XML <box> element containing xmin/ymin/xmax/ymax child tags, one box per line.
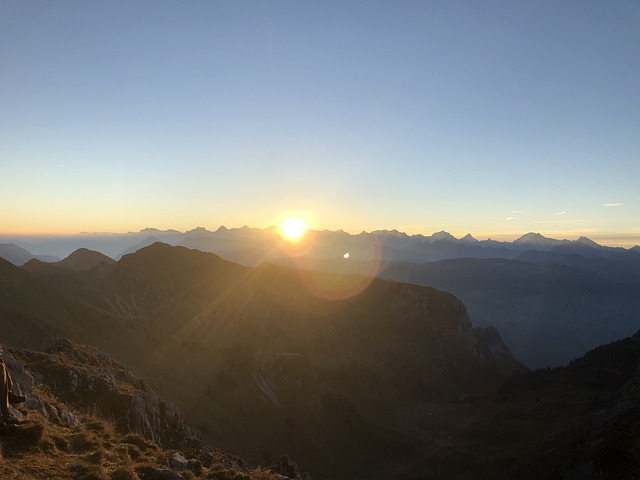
<box><xmin>534</xmin><ymin>219</ymin><xmax>586</xmax><ymax>225</ymax></box>
<box><xmin>553</xmin><ymin>211</ymin><xmax>567</xmax><ymax>216</ymax></box>
<box><xmin>511</xmin><ymin>210</ymin><xmax>524</xmax><ymax>214</ymax></box>
<box><xmin>602</xmin><ymin>203</ymin><xmax>624</xmax><ymax>207</ymax></box>
<box><xmin>506</xmin><ymin>217</ymin><xmax>517</xmax><ymax>221</ymax></box>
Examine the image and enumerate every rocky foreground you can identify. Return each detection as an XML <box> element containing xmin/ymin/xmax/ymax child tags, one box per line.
<box><xmin>0</xmin><ymin>340</ymin><xmax>312</xmax><ymax>480</ymax></box>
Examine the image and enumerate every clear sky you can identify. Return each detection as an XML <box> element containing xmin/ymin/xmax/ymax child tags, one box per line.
<box><xmin>1</xmin><ymin>1</ymin><xmax>639</xmax><ymax>246</ymax></box>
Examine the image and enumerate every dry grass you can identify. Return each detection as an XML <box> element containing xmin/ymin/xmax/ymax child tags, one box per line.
<box><xmin>0</xmin><ymin>392</ymin><xmax>288</xmax><ymax>480</ymax></box>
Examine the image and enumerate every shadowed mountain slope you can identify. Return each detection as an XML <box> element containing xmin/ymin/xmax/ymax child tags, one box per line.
<box><xmin>8</xmin><ymin>243</ymin><xmax>640</xmax><ymax>478</ymax></box>
<box><xmin>0</xmin><ymin>257</ymin><xmax>149</xmax><ymax>360</ymax></box>
<box><xmin>16</xmin><ymin>243</ymin><xmax>522</xmax><ymax>479</ymax></box>
<box><xmin>9</xmin><ymin>229</ymin><xmax>640</xmax><ymax>370</ymax></box>
<box><xmin>493</xmin><ymin>330</ymin><xmax>640</xmax><ymax>479</ymax></box>
<box><xmin>395</xmin><ymin>328</ymin><xmax>640</xmax><ymax>479</ymax></box>
<box><xmin>6</xmin><ymin>317</ymin><xmax>640</xmax><ymax>478</ymax></box>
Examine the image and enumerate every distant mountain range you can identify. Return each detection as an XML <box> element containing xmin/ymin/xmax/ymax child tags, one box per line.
<box><xmin>3</xmin><ymin>227</ymin><xmax>639</xmax><ymax>370</ymax></box>
<box><xmin>1</xmin><ymin>227</ymin><xmax>637</xmax><ymax>266</ymax></box>
<box><xmin>0</xmin><ymin>243</ymin><xmax>59</xmax><ymax>266</ymax></box>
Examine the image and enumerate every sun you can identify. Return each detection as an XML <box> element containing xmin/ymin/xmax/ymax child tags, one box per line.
<box><xmin>280</xmin><ymin>217</ymin><xmax>308</xmax><ymax>241</ymax></box>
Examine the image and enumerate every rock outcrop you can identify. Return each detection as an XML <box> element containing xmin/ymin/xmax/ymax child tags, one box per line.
<box><xmin>2</xmin><ymin>339</ymin><xmax>310</xmax><ymax>479</ymax></box>
<box><xmin>11</xmin><ymin>339</ymin><xmax>201</xmax><ymax>449</ymax></box>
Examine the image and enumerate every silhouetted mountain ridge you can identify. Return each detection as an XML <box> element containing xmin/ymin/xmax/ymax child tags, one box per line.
<box><xmin>2</xmin><ymin>227</ymin><xmax>636</xmax><ymax>268</ymax></box>
<box><xmin>54</xmin><ymin>248</ymin><xmax>115</xmax><ymax>271</ymax></box>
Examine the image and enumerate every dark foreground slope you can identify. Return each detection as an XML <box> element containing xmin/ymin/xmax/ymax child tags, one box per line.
<box><xmin>5</xmin><ymin>334</ymin><xmax>640</xmax><ymax>480</ymax></box>
<box><xmin>375</xmin><ymin>329</ymin><xmax>640</xmax><ymax>479</ymax></box>
<box><xmin>1</xmin><ymin>340</ymin><xmax>308</xmax><ymax>480</ymax></box>
<box><xmin>496</xmin><ymin>330</ymin><xmax>640</xmax><ymax>479</ymax></box>
<box><xmin>16</xmin><ymin>243</ymin><xmax>522</xmax><ymax>479</ymax></box>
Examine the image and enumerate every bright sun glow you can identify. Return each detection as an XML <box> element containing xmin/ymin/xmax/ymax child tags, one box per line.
<box><xmin>281</xmin><ymin>217</ymin><xmax>308</xmax><ymax>241</ymax></box>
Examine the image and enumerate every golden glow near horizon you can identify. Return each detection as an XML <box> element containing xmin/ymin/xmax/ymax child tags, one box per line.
<box><xmin>280</xmin><ymin>217</ymin><xmax>308</xmax><ymax>241</ymax></box>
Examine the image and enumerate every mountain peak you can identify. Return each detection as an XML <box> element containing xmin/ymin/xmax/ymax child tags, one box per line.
<box><xmin>430</xmin><ymin>231</ymin><xmax>457</xmax><ymax>242</ymax></box>
<box><xmin>513</xmin><ymin>232</ymin><xmax>558</xmax><ymax>246</ymax></box>
<box><xmin>371</xmin><ymin>229</ymin><xmax>409</xmax><ymax>238</ymax></box>
<box><xmin>575</xmin><ymin>236</ymin><xmax>601</xmax><ymax>248</ymax></box>
<box><xmin>56</xmin><ymin>248</ymin><xmax>115</xmax><ymax>271</ymax></box>
<box><xmin>460</xmin><ymin>233</ymin><xmax>480</xmax><ymax>244</ymax></box>
<box><xmin>186</xmin><ymin>226</ymin><xmax>213</xmax><ymax>235</ymax></box>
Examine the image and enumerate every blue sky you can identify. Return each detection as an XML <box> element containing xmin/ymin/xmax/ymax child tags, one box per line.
<box><xmin>1</xmin><ymin>1</ymin><xmax>639</xmax><ymax>245</ymax></box>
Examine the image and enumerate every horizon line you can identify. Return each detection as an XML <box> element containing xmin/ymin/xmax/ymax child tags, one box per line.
<box><xmin>1</xmin><ymin>225</ymin><xmax>639</xmax><ymax>249</ymax></box>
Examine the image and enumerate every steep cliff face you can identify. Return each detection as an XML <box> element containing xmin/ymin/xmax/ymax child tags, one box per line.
<box><xmin>472</xmin><ymin>326</ymin><xmax>527</xmax><ymax>376</ymax></box>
